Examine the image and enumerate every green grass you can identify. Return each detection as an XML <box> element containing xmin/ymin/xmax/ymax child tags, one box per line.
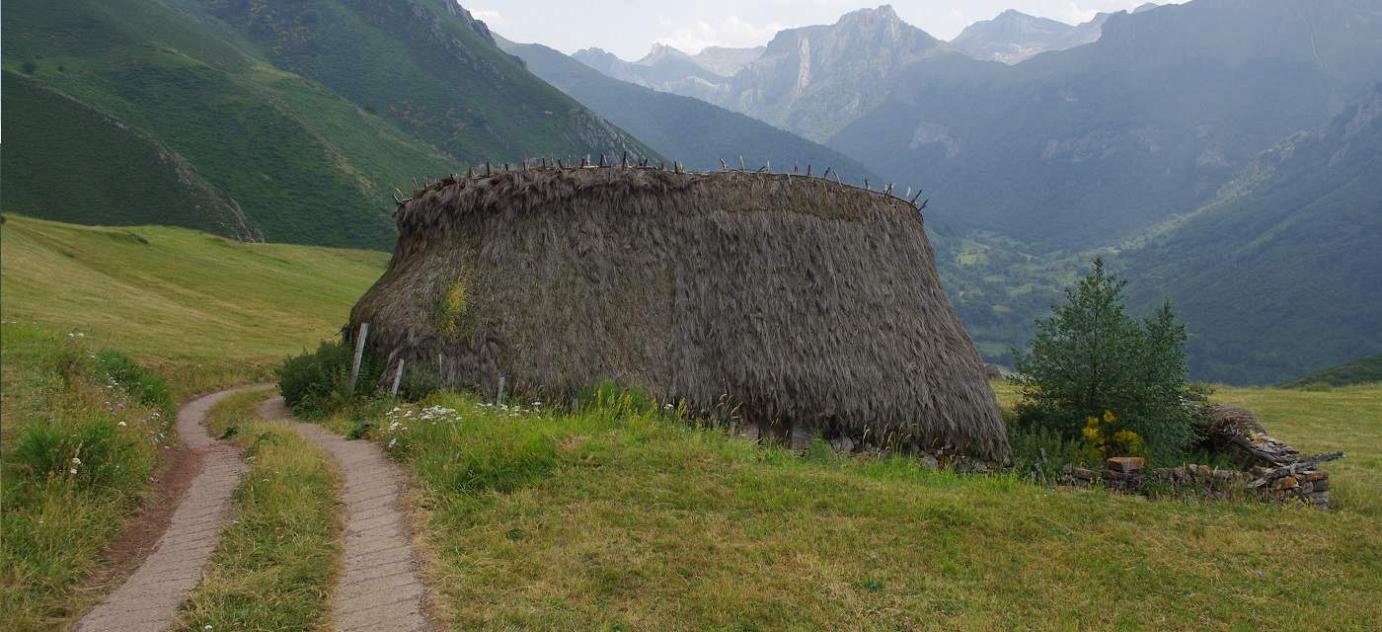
<box><xmin>0</xmin><ymin>215</ymin><xmax>387</xmax><ymax>396</ymax></box>
<box><xmin>335</xmin><ymin>389</ymin><xmax>1381</xmax><ymax>630</ymax></box>
<box><xmin>0</xmin><ymin>325</ymin><xmax>177</xmax><ymax>631</ymax></box>
<box><xmin>173</xmin><ymin>389</ymin><xmax>340</xmax><ymax>632</ymax></box>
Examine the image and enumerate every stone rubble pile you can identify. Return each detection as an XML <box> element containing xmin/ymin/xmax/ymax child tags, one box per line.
<box><xmin>1059</xmin><ymin>404</ymin><xmax>1342</xmax><ymax>508</ymax></box>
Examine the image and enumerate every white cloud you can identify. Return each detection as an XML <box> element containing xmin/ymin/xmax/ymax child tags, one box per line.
<box><xmin>652</xmin><ymin>15</ymin><xmax>787</xmax><ymax>54</ymax></box>
<box><xmin>471</xmin><ymin>9</ymin><xmax>503</xmax><ymax>25</ymax></box>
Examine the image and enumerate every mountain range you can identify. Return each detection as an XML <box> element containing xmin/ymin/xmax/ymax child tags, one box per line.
<box><xmin>949</xmin><ymin>9</ymin><xmax>1110</xmax><ymax>64</ymax></box>
<box><xmin>498</xmin><ymin>37</ymin><xmax>877</xmax><ymax>180</ymax></box>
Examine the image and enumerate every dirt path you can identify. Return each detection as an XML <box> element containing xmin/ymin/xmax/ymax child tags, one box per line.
<box><xmin>76</xmin><ymin>388</ymin><xmax>250</xmax><ymax>632</ymax></box>
<box><xmin>259</xmin><ymin>397</ymin><xmax>433</xmax><ymax>632</ymax></box>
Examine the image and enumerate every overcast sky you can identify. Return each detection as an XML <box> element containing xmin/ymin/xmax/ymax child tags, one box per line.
<box><xmin>472</xmin><ymin>1</ymin><xmax>1183</xmax><ymax>59</ymax></box>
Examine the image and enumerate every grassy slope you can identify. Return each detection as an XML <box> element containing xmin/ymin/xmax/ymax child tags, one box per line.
<box><xmin>0</xmin><ymin>72</ymin><xmax>255</xmax><ymax>241</ymax></box>
<box><xmin>174</xmin><ymin>389</ymin><xmax>340</xmax><ymax>632</ymax></box>
<box><xmin>0</xmin><ymin>326</ymin><xmax>177</xmax><ymax>630</ymax></box>
<box><xmin>345</xmin><ymin>387</ymin><xmax>1380</xmax><ymax>630</ymax></box>
<box><xmin>1</xmin><ymin>0</ymin><xmax>444</xmax><ymax>248</ymax></box>
<box><xmin>0</xmin><ymin>215</ymin><xmax>387</xmax><ymax>394</ymax></box>
<box><xmin>200</xmin><ymin>0</ymin><xmax>656</xmax><ymax>164</ymax></box>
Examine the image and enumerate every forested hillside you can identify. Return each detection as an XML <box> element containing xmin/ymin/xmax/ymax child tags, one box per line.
<box><xmin>1</xmin><ymin>0</ymin><xmax>653</xmax><ymax>249</ymax></box>
<box><xmin>1123</xmin><ymin>86</ymin><xmax>1382</xmax><ymax>384</ymax></box>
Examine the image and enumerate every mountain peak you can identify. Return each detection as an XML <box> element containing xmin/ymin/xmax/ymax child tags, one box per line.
<box><xmin>637</xmin><ymin>43</ymin><xmax>695</xmax><ymax>66</ymax></box>
<box><xmin>839</xmin><ymin>5</ymin><xmax>901</xmax><ymax>25</ymax></box>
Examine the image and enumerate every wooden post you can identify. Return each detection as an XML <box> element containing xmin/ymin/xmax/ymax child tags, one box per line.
<box><xmin>496</xmin><ymin>374</ymin><xmax>506</xmax><ymax>405</ymax></box>
<box><xmin>390</xmin><ymin>358</ymin><xmax>405</xmax><ymax>397</ymax></box>
<box><xmin>349</xmin><ymin>322</ymin><xmax>369</xmax><ymax>393</ymax></box>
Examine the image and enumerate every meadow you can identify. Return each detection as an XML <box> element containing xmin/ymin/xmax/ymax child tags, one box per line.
<box><xmin>2</xmin><ymin>215</ymin><xmax>1378</xmax><ymax>629</ymax></box>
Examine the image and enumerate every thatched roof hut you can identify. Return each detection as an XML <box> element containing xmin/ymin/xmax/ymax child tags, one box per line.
<box><xmin>350</xmin><ymin>166</ymin><xmax>1009</xmax><ymax>460</ymax></box>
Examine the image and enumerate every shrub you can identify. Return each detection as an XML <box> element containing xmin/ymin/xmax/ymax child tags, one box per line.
<box><xmin>278</xmin><ymin>340</ymin><xmax>376</xmax><ymax>418</ymax></box>
<box><xmin>578</xmin><ymin>380</ymin><xmax>660</xmax><ymax>418</ymax></box>
<box><xmin>94</xmin><ymin>349</ymin><xmax>174</xmax><ymax>412</ymax></box>
<box><xmin>1012</xmin><ymin>258</ymin><xmax>1205</xmax><ymax>464</ymax></box>
<box><xmin>12</xmin><ymin>416</ymin><xmax>143</xmax><ymax>489</ymax></box>
<box><xmin>1007</xmin><ymin>423</ymin><xmax>1087</xmax><ymax>482</ymax></box>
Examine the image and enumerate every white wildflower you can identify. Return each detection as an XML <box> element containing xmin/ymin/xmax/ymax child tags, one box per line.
<box><xmin>71</xmin><ymin>457</ymin><xmax>82</xmax><ymax>465</ymax></box>
<box><xmin>69</xmin><ymin>468</ymin><xmax>78</xmax><ymax>475</ymax></box>
<box><xmin>118</xmin><ymin>421</ymin><xmax>127</xmax><ymax>427</ymax></box>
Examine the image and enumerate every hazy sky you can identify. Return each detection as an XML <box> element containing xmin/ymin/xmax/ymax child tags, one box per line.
<box><xmin>472</xmin><ymin>1</ymin><xmax>1183</xmax><ymax>59</ymax></box>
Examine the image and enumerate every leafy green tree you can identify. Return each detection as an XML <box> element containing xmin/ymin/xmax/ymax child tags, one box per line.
<box><xmin>1013</xmin><ymin>258</ymin><xmax>1203</xmax><ymax>463</ymax></box>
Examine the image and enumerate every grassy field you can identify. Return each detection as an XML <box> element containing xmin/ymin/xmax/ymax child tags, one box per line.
<box><xmin>0</xmin><ymin>215</ymin><xmax>387</xmax><ymax>395</ymax></box>
<box><xmin>173</xmin><ymin>389</ymin><xmax>340</xmax><ymax>632</ymax></box>
<box><xmin>330</xmin><ymin>384</ymin><xmax>1382</xmax><ymax>630</ymax></box>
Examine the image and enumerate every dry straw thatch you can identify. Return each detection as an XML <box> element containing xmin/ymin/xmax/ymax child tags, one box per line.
<box><xmin>350</xmin><ymin>165</ymin><xmax>1009</xmax><ymax>460</ymax></box>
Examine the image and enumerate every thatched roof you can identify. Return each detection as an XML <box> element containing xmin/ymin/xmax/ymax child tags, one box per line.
<box><xmin>350</xmin><ymin>165</ymin><xmax>1009</xmax><ymax>460</ymax></box>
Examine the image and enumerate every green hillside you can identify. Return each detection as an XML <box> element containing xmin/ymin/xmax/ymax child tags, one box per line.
<box><xmin>0</xmin><ymin>72</ymin><xmax>260</xmax><ymax>241</ymax></box>
<box><xmin>1285</xmin><ymin>355</ymin><xmax>1382</xmax><ymax>388</ymax></box>
<box><xmin>497</xmin><ymin>38</ymin><xmax>880</xmax><ymax>181</ymax></box>
<box><xmin>1123</xmin><ymin>86</ymin><xmax>1382</xmax><ymax>384</ymax></box>
<box><xmin>0</xmin><ymin>0</ymin><xmax>653</xmax><ymax>249</ymax></box>
<box><xmin>198</xmin><ymin>0</ymin><xmax>654</xmax><ymax>163</ymax></box>
<box><xmin>0</xmin><ymin>215</ymin><xmax>387</xmax><ymax>391</ymax></box>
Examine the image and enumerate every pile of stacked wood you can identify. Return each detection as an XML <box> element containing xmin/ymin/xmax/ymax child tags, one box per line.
<box><xmin>1060</xmin><ymin>404</ymin><xmax>1341</xmax><ymax>508</ymax></box>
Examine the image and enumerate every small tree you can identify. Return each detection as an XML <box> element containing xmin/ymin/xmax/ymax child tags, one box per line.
<box><xmin>1013</xmin><ymin>258</ymin><xmax>1202</xmax><ymax>463</ymax></box>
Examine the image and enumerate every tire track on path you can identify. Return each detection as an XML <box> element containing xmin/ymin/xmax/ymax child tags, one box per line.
<box><xmin>77</xmin><ymin>388</ymin><xmax>252</xmax><ymax>632</ymax></box>
<box><xmin>259</xmin><ymin>396</ymin><xmax>433</xmax><ymax>632</ymax></box>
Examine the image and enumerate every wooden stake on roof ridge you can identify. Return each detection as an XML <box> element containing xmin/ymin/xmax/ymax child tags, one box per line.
<box><xmin>910</xmin><ymin>188</ymin><xmax>924</xmax><ymax>205</ymax></box>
